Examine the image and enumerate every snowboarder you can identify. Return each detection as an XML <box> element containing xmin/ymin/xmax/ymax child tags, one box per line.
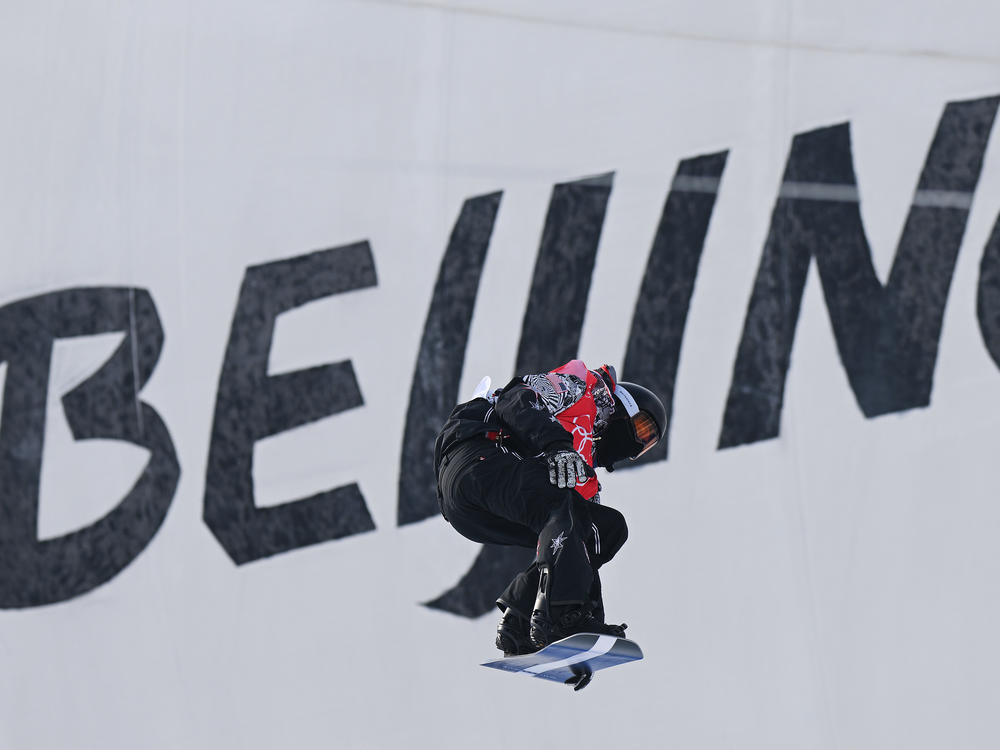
<box><xmin>434</xmin><ymin>360</ymin><xmax>665</xmax><ymax>656</ymax></box>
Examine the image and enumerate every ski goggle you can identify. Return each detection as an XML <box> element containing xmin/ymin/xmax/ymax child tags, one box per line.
<box><xmin>614</xmin><ymin>383</ymin><xmax>660</xmax><ymax>458</ymax></box>
<box><xmin>630</xmin><ymin>411</ymin><xmax>660</xmax><ymax>458</ymax></box>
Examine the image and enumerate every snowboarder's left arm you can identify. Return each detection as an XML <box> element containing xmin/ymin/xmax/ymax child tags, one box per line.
<box><xmin>494</xmin><ymin>381</ymin><xmax>598</xmax><ymax>490</ymax></box>
<box><xmin>494</xmin><ymin>381</ymin><xmax>575</xmax><ymax>454</ymax></box>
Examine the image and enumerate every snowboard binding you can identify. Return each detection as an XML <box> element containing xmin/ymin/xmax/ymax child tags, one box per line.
<box><xmin>529</xmin><ymin>566</ymin><xmax>627</xmax><ymax>650</ymax></box>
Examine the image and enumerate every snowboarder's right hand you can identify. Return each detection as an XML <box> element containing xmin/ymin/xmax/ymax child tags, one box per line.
<box><xmin>546</xmin><ymin>449</ymin><xmax>594</xmax><ymax>489</ymax></box>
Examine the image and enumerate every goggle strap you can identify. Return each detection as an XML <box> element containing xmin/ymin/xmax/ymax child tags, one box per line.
<box><xmin>596</xmin><ymin>364</ymin><xmax>618</xmax><ymax>392</ymax></box>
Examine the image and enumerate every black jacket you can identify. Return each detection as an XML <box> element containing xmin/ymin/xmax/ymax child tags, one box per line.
<box><xmin>433</xmin><ymin>379</ymin><xmax>574</xmax><ymax>478</ymax></box>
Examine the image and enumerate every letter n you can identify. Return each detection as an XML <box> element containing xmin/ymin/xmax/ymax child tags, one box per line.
<box><xmin>719</xmin><ymin>95</ymin><xmax>999</xmax><ymax>448</ymax></box>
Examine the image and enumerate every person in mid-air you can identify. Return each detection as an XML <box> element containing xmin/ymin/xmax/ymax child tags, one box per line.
<box><xmin>434</xmin><ymin>359</ymin><xmax>665</xmax><ymax>655</ymax></box>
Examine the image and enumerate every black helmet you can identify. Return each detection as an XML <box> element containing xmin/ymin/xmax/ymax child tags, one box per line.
<box><xmin>592</xmin><ymin>380</ymin><xmax>666</xmax><ymax>470</ymax></box>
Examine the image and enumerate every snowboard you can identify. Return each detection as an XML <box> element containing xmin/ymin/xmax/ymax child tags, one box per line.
<box><xmin>481</xmin><ymin>633</ymin><xmax>642</xmax><ymax>691</ymax></box>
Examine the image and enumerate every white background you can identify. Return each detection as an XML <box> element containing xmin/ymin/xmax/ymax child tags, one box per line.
<box><xmin>1</xmin><ymin>1</ymin><xmax>1000</xmax><ymax>748</ymax></box>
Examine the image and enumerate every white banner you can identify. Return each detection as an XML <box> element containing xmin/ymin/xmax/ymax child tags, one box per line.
<box><xmin>1</xmin><ymin>2</ymin><xmax>999</xmax><ymax>748</ymax></box>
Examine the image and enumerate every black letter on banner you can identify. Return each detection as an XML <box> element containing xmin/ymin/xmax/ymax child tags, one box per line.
<box><xmin>426</xmin><ymin>174</ymin><xmax>613</xmax><ymax>618</ymax></box>
<box><xmin>397</xmin><ymin>192</ymin><xmax>502</xmax><ymax>526</ymax></box>
<box><xmin>978</xmin><ymin>214</ymin><xmax>1000</xmax><ymax>368</ymax></box>
<box><xmin>621</xmin><ymin>151</ymin><xmax>728</xmax><ymax>466</ymax></box>
<box><xmin>515</xmin><ymin>173</ymin><xmax>614</xmax><ymax>373</ymax></box>
<box><xmin>204</xmin><ymin>244</ymin><xmax>377</xmax><ymax>565</ymax></box>
<box><xmin>0</xmin><ymin>288</ymin><xmax>179</xmax><ymax>608</ymax></box>
<box><xmin>719</xmin><ymin>95</ymin><xmax>999</xmax><ymax>449</ymax></box>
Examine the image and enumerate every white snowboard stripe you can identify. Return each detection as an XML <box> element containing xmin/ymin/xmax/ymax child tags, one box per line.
<box><xmin>524</xmin><ymin>635</ymin><xmax>618</xmax><ymax>675</ymax></box>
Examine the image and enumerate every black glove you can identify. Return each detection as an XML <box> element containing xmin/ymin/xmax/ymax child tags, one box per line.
<box><xmin>546</xmin><ymin>449</ymin><xmax>594</xmax><ymax>489</ymax></box>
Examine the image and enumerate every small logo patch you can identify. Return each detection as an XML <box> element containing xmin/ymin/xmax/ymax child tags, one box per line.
<box><xmin>550</xmin><ymin>532</ymin><xmax>567</xmax><ymax>555</ymax></box>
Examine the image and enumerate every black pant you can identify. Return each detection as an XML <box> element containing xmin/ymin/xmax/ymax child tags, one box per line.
<box><xmin>437</xmin><ymin>439</ymin><xmax>628</xmax><ymax>619</ymax></box>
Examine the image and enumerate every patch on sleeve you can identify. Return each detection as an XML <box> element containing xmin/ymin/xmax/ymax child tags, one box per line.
<box><xmin>523</xmin><ymin>372</ymin><xmax>587</xmax><ymax>415</ymax></box>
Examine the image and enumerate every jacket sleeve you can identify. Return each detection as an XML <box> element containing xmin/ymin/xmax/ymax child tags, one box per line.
<box><xmin>494</xmin><ymin>381</ymin><xmax>574</xmax><ymax>454</ymax></box>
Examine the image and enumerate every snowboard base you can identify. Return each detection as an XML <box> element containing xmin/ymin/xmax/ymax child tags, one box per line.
<box><xmin>481</xmin><ymin>633</ymin><xmax>642</xmax><ymax>690</ymax></box>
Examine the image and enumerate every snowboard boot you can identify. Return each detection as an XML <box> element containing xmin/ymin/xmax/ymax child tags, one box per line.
<box><xmin>556</xmin><ymin>606</ymin><xmax>628</xmax><ymax>640</ymax></box>
<box><xmin>528</xmin><ymin>565</ymin><xmax>628</xmax><ymax>649</ymax></box>
<box><xmin>528</xmin><ymin>566</ymin><xmax>556</xmax><ymax>650</ymax></box>
<box><xmin>495</xmin><ymin>608</ymin><xmax>534</xmax><ymax>656</ymax></box>
<box><xmin>528</xmin><ymin>608</ymin><xmax>556</xmax><ymax>651</ymax></box>
<box><xmin>530</xmin><ymin>604</ymin><xmax>627</xmax><ymax>649</ymax></box>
